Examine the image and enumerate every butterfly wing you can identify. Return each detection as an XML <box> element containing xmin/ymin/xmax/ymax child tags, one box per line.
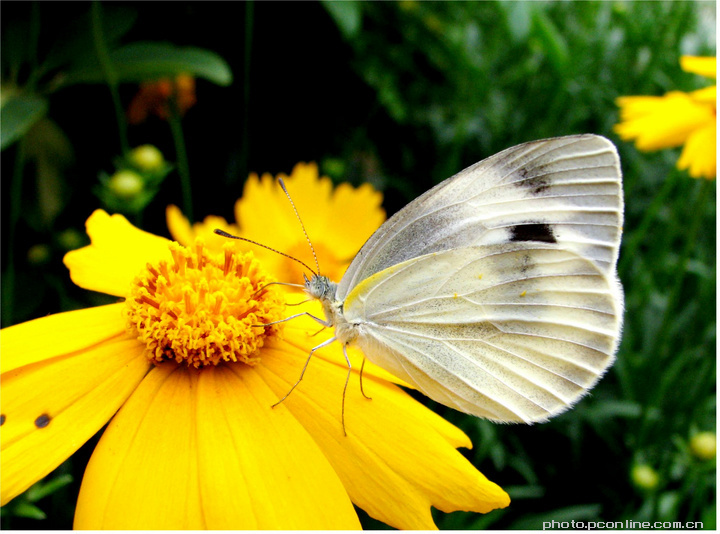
<box><xmin>336</xmin><ymin>134</ymin><xmax>623</xmax><ymax>302</ymax></box>
<box><xmin>343</xmin><ymin>243</ymin><xmax>623</xmax><ymax>422</ymax></box>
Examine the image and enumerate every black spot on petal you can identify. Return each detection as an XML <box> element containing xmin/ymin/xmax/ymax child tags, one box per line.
<box><xmin>510</xmin><ymin>223</ymin><xmax>557</xmax><ymax>244</ymax></box>
<box><xmin>34</xmin><ymin>414</ymin><xmax>51</xmax><ymax>428</ymax></box>
<box><xmin>0</xmin><ymin>414</ymin><xmax>5</xmax><ymax>426</ymax></box>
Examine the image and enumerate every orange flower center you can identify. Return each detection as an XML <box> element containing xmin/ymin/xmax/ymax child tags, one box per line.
<box><xmin>125</xmin><ymin>241</ymin><xmax>286</xmax><ymax>368</ymax></box>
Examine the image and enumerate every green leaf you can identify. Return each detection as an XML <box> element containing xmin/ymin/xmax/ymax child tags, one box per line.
<box><xmin>0</xmin><ymin>94</ymin><xmax>49</xmax><ymax>150</ymax></box>
<box><xmin>532</xmin><ymin>10</ymin><xmax>570</xmax><ymax>74</ymax></box>
<box><xmin>25</xmin><ymin>474</ymin><xmax>73</xmax><ymax>502</ymax></box>
<box><xmin>505</xmin><ymin>485</ymin><xmax>546</xmax><ymax>499</ymax></box>
<box><xmin>12</xmin><ymin>502</ymin><xmax>46</xmax><ymax>521</ymax></box>
<box><xmin>25</xmin><ymin>117</ymin><xmax>74</xmax><ymax>226</ymax></box>
<box><xmin>497</xmin><ymin>0</ymin><xmax>535</xmax><ymax>42</ymax></box>
<box><xmin>322</xmin><ymin>0</ymin><xmax>363</xmax><ymax>39</ymax></box>
<box><xmin>582</xmin><ymin>399</ymin><xmax>644</xmax><ymax>419</ymax></box>
<box><xmin>701</xmin><ymin>502</ymin><xmax>717</xmax><ymax>530</ymax></box>
<box><xmin>62</xmin><ymin>42</ymin><xmax>233</xmax><ymax>87</ymax></box>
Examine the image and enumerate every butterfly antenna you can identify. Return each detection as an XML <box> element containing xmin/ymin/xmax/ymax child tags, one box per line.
<box><xmin>278</xmin><ymin>177</ymin><xmax>321</xmax><ymax>275</ymax></box>
<box><xmin>213</xmin><ymin>229</ymin><xmax>317</xmax><ymax>276</ymax></box>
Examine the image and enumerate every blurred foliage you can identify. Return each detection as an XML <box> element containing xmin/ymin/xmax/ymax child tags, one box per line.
<box><xmin>1</xmin><ymin>0</ymin><xmax>715</xmax><ymax>530</ymax></box>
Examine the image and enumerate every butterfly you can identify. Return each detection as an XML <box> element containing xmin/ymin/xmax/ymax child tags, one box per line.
<box><xmin>222</xmin><ymin>134</ymin><xmax>624</xmax><ymax>425</ymax></box>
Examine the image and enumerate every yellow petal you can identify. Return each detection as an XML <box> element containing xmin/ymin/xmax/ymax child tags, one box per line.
<box><xmin>323</xmin><ymin>181</ymin><xmax>386</xmax><ymax>261</ymax></box>
<box><xmin>277</xmin><ymin>164</ymin><xmax>384</xmax><ymax>279</ymax></box>
<box><xmin>236</xmin><ymin>171</ymin><xmax>301</xmax><ymax>250</ymax></box>
<box><xmin>1</xmin><ymin>303</ymin><xmax>126</xmax><ymax>374</ymax></box>
<box><xmin>680</xmin><ymin>56</ymin><xmax>717</xmax><ymax>78</ymax></box>
<box><xmin>234</xmin><ymin>163</ymin><xmax>386</xmax><ymax>285</ymax></box>
<box><xmin>614</xmin><ymin>92</ymin><xmax>714</xmax><ymax>151</ymax></box>
<box><xmin>257</xmin><ymin>339</ymin><xmax>510</xmax><ymax>530</ymax></box>
<box><xmin>234</xmin><ymin>172</ymin><xmax>302</xmax><ymax>278</ymax></box>
<box><xmin>277</xmin><ymin>163</ymin><xmax>335</xmax><ymax>244</ymax></box>
<box><xmin>677</xmin><ymin>120</ymin><xmax>717</xmax><ymax>179</ymax></box>
<box><xmin>74</xmin><ymin>364</ymin><xmax>361</xmax><ymax>529</ymax></box>
<box><xmin>63</xmin><ymin>210</ymin><xmax>171</xmax><ymax>297</ymax></box>
<box><xmin>166</xmin><ymin>204</ymin><xmax>240</xmax><ymax>253</ymax></box>
<box><xmin>199</xmin><ymin>365</ymin><xmax>360</xmax><ymax>529</ymax></box>
<box><xmin>74</xmin><ymin>365</ymin><xmax>203</xmax><ymax>529</ymax></box>
<box><xmin>690</xmin><ymin>85</ymin><xmax>717</xmax><ymax>105</ymax></box>
<box><xmin>1</xmin><ymin>335</ymin><xmax>149</xmax><ymax>505</ymax></box>
<box><xmin>165</xmin><ymin>204</ymin><xmax>194</xmax><ymax>246</ymax></box>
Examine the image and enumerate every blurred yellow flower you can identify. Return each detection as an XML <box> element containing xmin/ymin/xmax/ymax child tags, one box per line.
<box><xmin>615</xmin><ymin>56</ymin><xmax>716</xmax><ymax>179</ymax></box>
<box><xmin>1</xmin><ymin>167</ymin><xmax>510</xmax><ymax>529</ymax></box>
<box><xmin>167</xmin><ymin>161</ymin><xmax>386</xmax><ymax>286</ymax></box>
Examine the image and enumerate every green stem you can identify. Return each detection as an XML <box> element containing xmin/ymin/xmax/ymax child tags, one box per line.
<box><xmin>3</xmin><ymin>140</ymin><xmax>27</xmax><ymax>327</ymax></box>
<box><xmin>91</xmin><ymin>1</ymin><xmax>130</xmax><ymax>155</ymax></box>
<box><xmin>168</xmin><ymin>99</ymin><xmax>193</xmax><ymax>222</ymax></box>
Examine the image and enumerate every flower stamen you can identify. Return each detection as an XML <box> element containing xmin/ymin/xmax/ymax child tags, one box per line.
<box><xmin>126</xmin><ymin>240</ymin><xmax>285</xmax><ymax>368</ymax></box>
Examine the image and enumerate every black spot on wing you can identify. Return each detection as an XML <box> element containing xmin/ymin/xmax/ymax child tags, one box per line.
<box><xmin>520</xmin><ymin>253</ymin><xmax>533</xmax><ymax>274</ymax></box>
<box><xmin>509</xmin><ymin>223</ymin><xmax>557</xmax><ymax>244</ymax></box>
<box><xmin>526</xmin><ymin>176</ymin><xmax>550</xmax><ymax>194</ymax></box>
<box><xmin>514</xmin><ymin>167</ymin><xmax>550</xmax><ymax>194</ymax></box>
<box><xmin>0</xmin><ymin>414</ymin><xmax>5</xmax><ymax>426</ymax></box>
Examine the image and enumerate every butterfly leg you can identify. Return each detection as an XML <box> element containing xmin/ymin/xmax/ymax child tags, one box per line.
<box><xmin>309</xmin><ymin>326</ymin><xmax>328</xmax><ymax>337</ymax></box>
<box><xmin>359</xmin><ymin>357</ymin><xmax>372</xmax><ymax>401</ymax></box>
<box><xmin>272</xmin><ymin>335</ymin><xmax>337</xmax><ymax>408</ymax></box>
<box><xmin>339</xmin><ymin>344</ymin><xmax>355</xmax><ymax>436</ymax></box>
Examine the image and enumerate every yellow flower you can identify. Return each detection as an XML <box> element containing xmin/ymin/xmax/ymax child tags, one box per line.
<box><xmin>1</xmin><ymin>172</ymin><xmax>509</xmax><ymax>528</ymax></box>
<box><xmin>167</xmin><ymin>162</ymin><xmax>386</xmax><ymax>286</ymax></box>
<box><xmin>615</xmin><ymin>55</ymin><xmax>716</xmax><ymax>179</ymax></box>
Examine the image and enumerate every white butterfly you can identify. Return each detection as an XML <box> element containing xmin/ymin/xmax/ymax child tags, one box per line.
<box><xmin>304</xmin><ymin>134</ymin><xmax>624</xmax><ymax>424</ymax></box>
<box><xmin>222</xmin><ymin>134</ymin><xmax>625</xmax><ymax>425</ymax></box>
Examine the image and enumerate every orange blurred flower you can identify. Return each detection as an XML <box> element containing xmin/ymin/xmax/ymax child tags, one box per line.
<box><xmin>127</xmin><ymin>74</ymin><xmax>197</xmax><ymax>124</ymax></box>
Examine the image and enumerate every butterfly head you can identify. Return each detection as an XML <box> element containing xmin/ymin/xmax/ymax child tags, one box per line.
<box><xmin>304</xmin><ymin>273</ymin><xmax>345</xmax><ymax>332</ymax></box>
<box><xmin>303</xmin><ymin>273</ymin><xmax>338</xmax><ymax>302</ymax></box>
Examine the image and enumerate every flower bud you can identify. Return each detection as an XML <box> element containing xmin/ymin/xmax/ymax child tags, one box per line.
<box><xmin>130</xmin><ymin>145</ymin><xmax>165</xmax><ymax>172</ymax></box>
<box><xmin>108</xmin><ymin>170</ymin><xmax>144</xmax><ymax>199</ymax></box>
<box><xmin>27</xmin><ymin>244</ymin><xmax>51</xmax><ymax>266</ymax></box>
<box><xmin>58</xmin><ymin>228</ymin><xmax>86</xmax><ymax>251</ymax></box>
<box><xmin>631</xmin><ymin>464</ymin><xmax>659</xmax><ymax>490</ymax></box>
